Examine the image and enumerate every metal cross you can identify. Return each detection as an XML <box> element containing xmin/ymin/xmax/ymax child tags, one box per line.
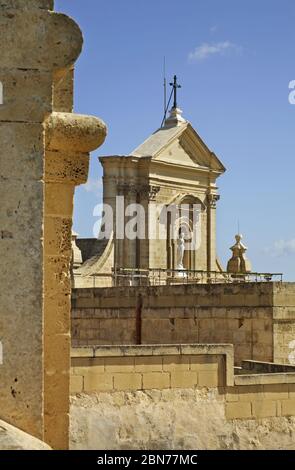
<box><xmin>170</xmin><ymin>75</ymin><xmax>181</xmax><ymax>109</ymax></box>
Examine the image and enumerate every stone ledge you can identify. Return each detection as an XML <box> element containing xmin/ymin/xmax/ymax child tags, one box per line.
<box><xmin>241</xmin><ymin>360</ymin><xmax>295</xmax><ymax>374</ymax></box>
<box><xmin>71</xmin><ymin>343</ymin><xmax>233</xmax><ymax>358</ymax></box>
<box><xmin>234</xmin><ymin>373</ymin><xmax>295</xmax><ymax>386</ymax></box>
<box><xmin>45</xmin><ymin>112</ymin><xmax>107</xmax><ymax>153</ymax></box>
<box><xmin>71</xmin><ymin>343</ymin><xmax>234</xmax><ymax>386</ymax></box>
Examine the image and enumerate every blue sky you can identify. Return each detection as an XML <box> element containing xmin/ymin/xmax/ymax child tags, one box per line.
<box><xmin>56</xmin><ymin>0</ymin><xmax>295</xmax><ymax>280</ymax></box>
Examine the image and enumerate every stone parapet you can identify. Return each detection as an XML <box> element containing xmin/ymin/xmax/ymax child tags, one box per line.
<box><xmin>70</xmin><ymin>343</ymin><xmax>295</xmax><ymax>425</ymax></box>
<box><xmin>71</xmin><ymin>344</ymin><xmax>234</xmax><ymax>394</ymax></box>
<box><xmin>72</xmin><ymin>283</ymin><xmax>295</xmax><ymax>365</ymax></box>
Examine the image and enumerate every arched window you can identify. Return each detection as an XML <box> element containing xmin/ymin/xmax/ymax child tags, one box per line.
<box><xmin>166</xmin><ymin>194</ymin><xmax>204</xmax><ymax>271</ymax></box>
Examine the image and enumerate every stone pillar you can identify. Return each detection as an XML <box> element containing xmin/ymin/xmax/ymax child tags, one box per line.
<box><xmin>44</xmin><ymin>113</ymin><xmax>106</xmax><ymax>449</ymax></box>
<box><xmin>125</xmin><ymin>184</ymin><xmax>138</xmax><ymax>269</ymax></box>
<box><xmin>206</xmin><ymin>193</ymin><xmax>220</xmax><ymax>272</ymax></box>
<box><xmin>0</xmin><ymin>0</ymin><xmax>107</xmax><ymax>449</ymax></box>
<box><xmin>141</xmin><ymin>185</ymin><xmax>160</xmax><ymax>270</ymax></box>
<box><xmin>116</xmin><ymin>183</ymin><xmax>128</xmax><ymax>269</ymax></box>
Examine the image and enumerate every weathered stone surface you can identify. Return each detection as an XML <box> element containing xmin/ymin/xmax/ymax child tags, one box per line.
<box><xmin>0</xmin><ymin>69</ymin><xmax>52</xmax><ymax>122</ymax></box>
<box><xmin>0</xmin><ymin>11</ymin><xmax>83</xmax><ymax>70</ymax></box>
<box><xmin>53</xmin><ymin>67</ymin><xmax>74</xmax><ymax>113</ymax></box>
<box><xmin>45</xmin><ymin>256</ymin><xmax>72</xmax><ymax>297</ymax></box>
<box><xmin>0</xmin><ymin>179</ymin><xmax>43</xmax><ymax>237</ymax></box>
<box><xmin>71</xmin><ymin>283</ymin><xmax>295</xmax><ymax>364</ymax></box>
<box><xmin>0</xmin><ymin>176</ymin><xmax>43</xmax><ymax>438</ymax></box>
<box><xmin>0</xmin><ymin>0</ymin><xmax>54</xmax><ymax>9</ymax></box>
<box><xmin>70</xmin><ymin>390</ymin><xmax>295</xmax><ymax>450</ymax></box>
<box><xmin>45</xmin><ymin>112</ymin><xmax>107</xmax><ymax>152</ymax></box>
<box><xmin>45</xmin><ymin>151</ymin><xmax>89</xmax><ymax>185</ymax></box>
<box><xmin>0</xmin><ymin>420</ymin><xmax>51</xmax><ymax>451</ymax></box>
<box><xmin>69</xmin><ymin>344</ymin><xmax>295</xmax><ymax>449</ymax></box>
<box><xmin>0</xmin><ymin>123</ymin><xmax>44</xmax><ymax>180</ymax></box>
<box><xmin>0</xmin><ymin>0</ymin><xmax>107</xmax><ymax>451</ymax></box>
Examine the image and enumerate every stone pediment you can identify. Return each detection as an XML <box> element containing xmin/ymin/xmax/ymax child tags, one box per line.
<box><xmin>132</xmin><ymin>121</ymin><xmax>225</xmax><ymax>174</ymax></box>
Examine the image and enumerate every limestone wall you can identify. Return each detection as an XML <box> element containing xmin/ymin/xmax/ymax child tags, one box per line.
<box><xmin>44</xmin><ymin>112</ymin><xmax>106</xmax><ymax>449</ymax></box>
<box><xmin>273</xmin><ymin>283</ymin><xmax>295</xmax><ymax>363</ymax></box>
<box><xmin>0</xmin><ymin>0</ymin><xmax>106</xmax><ymax>450</ymax></box>
<box><xmin>70</xmin><ymin>344</ymin><xmax>295</xmax><ymax>450</ymax></box>
<box><xmin>70</xmin><ymin>391</ymin><xmax>295</xmax><ymax>450</ymax></box>
<box><xmin>71</xmin><ymin>345</ymin><xmax>230</xmax><ymax>394</ymax></box>
<box><xmin>227</xmin><ymin>373</ymin><xmax>295</xmax><ymax>420</ymax></box>
<box><xmin>0</xmin><ymin>0</ymin><xmax>75</xmax><ymax>443</ymax></box>
<box><xmin>72</xmin><ymin>283</ymin><xmax>295</xmax><ymax>365</ymax></box>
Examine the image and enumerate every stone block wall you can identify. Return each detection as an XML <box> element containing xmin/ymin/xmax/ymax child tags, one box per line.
<box><xmin>226</xmin><ymin>372</ymin><xmax>295</xmax><ymax>420</ymax></box>
<box><xmin>71</xmin><ymin>345</ymin><xmax>229</xmax><ymax>394</ymax></box>
<box><xmin>273</xmin><ymin>283</ymin><xmax>295</xmax><ymax>363</ymax></box>
<box><xmin>72</xmin><ymin>283</ymin><xmax>295</xmax><ymax>365</ymax></box>
<box><xmin>70</xmin><ymin>344</ymin><xmax>295</xmax><ymax>449</ymax></box>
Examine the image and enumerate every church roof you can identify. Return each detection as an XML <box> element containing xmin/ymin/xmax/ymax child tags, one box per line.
<box><xmin>130</xmin><ymin>107</ymin><xmax>226</xmax><ymax>173</ymax></box>
<box><xmin>132</xmin><ymin>121</ymin><xmax>187</xmax><ymax>158</ymax></box>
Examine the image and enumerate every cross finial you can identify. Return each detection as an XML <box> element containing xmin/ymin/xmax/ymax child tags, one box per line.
<box><xmin>170</xmin><ymin>75</ymin><xmax>181</xmax><ymax>109</ymax></box>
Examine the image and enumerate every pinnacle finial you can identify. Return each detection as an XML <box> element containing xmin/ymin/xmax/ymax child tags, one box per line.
<box><xmin>227</xmin><ymin>234</ymin><xmax>252</xmax><ymax>274</ymax></box>
<box><xmin>161</xmin><ymin>74</ymin><xmax>184</xmax><ymax>128</ymax></box>
<box><xmin>170</xmin><ymin>75</ymin><xmax>181</xmax><ymax>109</ymax></box>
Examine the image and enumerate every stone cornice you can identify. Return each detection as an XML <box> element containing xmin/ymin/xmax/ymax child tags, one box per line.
<box><xmin>150</xmin><ymin>158</ymin><xmax>224</xmax><ymax>178</ymax></box>
<box><xmin>117</xmin><ymin>183</ymin><xmax>160</xmax><ymax>201</ymax></box>
<box><xmin>45</xmin><ymin>112</ymin><xmax>107</xmax><ymax>153</ymax></box>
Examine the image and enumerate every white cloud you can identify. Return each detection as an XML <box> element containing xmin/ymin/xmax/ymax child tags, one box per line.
<box><xmin>83</xmin><ymin>178</ymin><xmax>103</xmax><ymax>196</ymax></box>
<box><xmin>264</xmin><ymin>239</ymin><xmax>295</xmax><ymax>257</ymax></box>
<box><xmin>188</xmin><ymin>41</ymin><xmax>241</xmax><ymax>62</ymax></box>
<box><xmin>210</xmin><ymin>25</ymin><xmax>217</xmax><ymax>33</ymax></box>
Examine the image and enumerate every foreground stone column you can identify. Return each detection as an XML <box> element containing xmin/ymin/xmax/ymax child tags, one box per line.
<box><xmin>44</xmin><ymin>113</ymin><xmax>106</xmax><ymax>448</ymax></box>
<box><xmin>0</xmin><ymin>0</ymin><xmax>106</xmax><ymax>449</ymax></box>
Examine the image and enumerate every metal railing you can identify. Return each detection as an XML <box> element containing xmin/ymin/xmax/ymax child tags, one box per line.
<box><xmin>74</xmin><ymin>268</ymin><xmax>283</xmax><ymax>288</ymax></box>
<box><xmin>111</xmin><ymin>268</ymin><xmax>283</xmax><ymax>287</ymax></box>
